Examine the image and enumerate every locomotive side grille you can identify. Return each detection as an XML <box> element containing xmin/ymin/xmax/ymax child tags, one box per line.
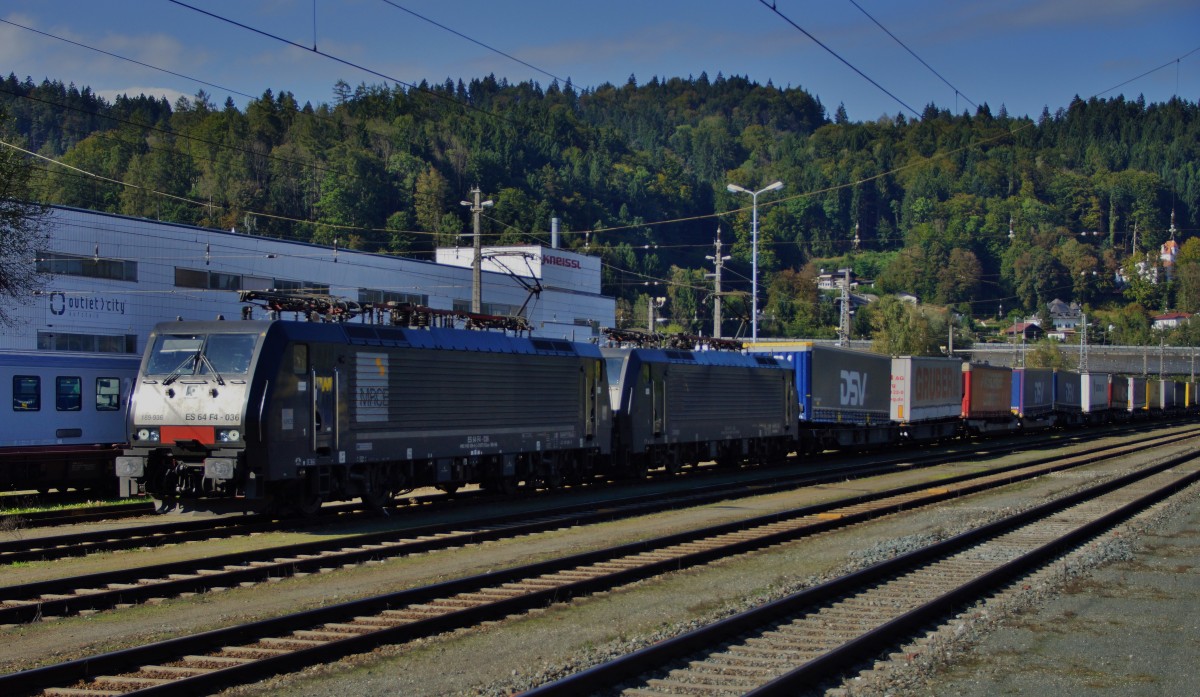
<box><xmin>376</xmin><ymin>351</ymin><xmax>581</xmax><ymax>429</ymax></box>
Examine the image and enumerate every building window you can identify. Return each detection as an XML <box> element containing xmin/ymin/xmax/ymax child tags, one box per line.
<box><xmin>13</xmin><ymin>376</ymin><xmax>40</xmax><ymax>411</ymax></box>
<box><xmin>95</xmin><ymin>377</ymin><xmax>122</xmax><ymax>411</ymax></box>
<box><xmin>275</xmin><ymin>279</ymin><xmax>329</xmax><ymax>294</ymax></box>
<box><xmin>209</xmin><ymin>272</ymin><xmax>241</xmax><ymax>291</ymax></box>
<box><xmin>56</xmin><ymin>376</ymin><xmax>82</xmax><ymax>411</ymax></box>
<box><xmin>359</xmin><ymin>289</ymin><xmax>428</xmax><ymax>306</ymax></box>
<box><xmin>175</xmin><ymin>267</ymin><xmax>208</xmax><ymax>289</ymax></box>
<box><xmin>38</xmin><ymin>251</ymin><xmax>137</xmax><ymax>282</ymax></box>
<box><xmin>38</xmin><ymin>332</ymin><xmax>137</xmax><ymax>354</ymax></box>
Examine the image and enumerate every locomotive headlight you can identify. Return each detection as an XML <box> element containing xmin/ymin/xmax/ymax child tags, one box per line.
<box><xmin>217</xmin><ymin>428</ymin><xmax>242</xmax><ymax>442</ymax></box>
<box><xmin>136</xmin><ymin>427</ymin><xmax>160</xmax><ymax>442</ymax></box>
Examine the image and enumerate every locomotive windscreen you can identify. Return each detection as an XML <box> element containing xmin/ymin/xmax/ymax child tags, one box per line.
<box><xmin>146</xmin><ymin>333</ymin><xmax>258</xmax><ymax>376</ymax></box>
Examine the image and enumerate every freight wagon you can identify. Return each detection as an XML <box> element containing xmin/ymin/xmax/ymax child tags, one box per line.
<box><xmin>1011</xmin><ymin>367</ymin><xmax>1056</xmax><ymax>427</ymax></box>
<box><xmin>962</xmin><ymin>363</ymin><xmax>1017</xmax><ymax>434</ymax></box>
<box><xmin>750</xmin><ymin>343</ymin><xmax>895</xmax><ymax>453</ymax></box>
<box><xmin>890</xmin><ymin>356</ymin><xmax>963</xmax><ymax>440</ymax></box>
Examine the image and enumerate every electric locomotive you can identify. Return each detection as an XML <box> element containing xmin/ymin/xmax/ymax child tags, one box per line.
<box><xmin>118</xmin><ymin>314</ymin><xmax>612</xmax><ymax>513</ymax></box>
<box><xmin>602</xmin><ymin>340</ymin><xmax>795</xmax><ymax>475</ymax></box>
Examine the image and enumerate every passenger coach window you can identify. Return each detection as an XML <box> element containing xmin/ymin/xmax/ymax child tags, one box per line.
<box><xmin>96</xmin><ymin>377</ymin><xmax>122</xmax><ymax>411</ymax></box>
<box><xmin>13</xmin><ymin>376</ymin><xmax>39</xmax><ymax>411</ymax></box>
<box><xmin>56</xmin><ymin>376</ymin><xmax>82</xmax><ymax>411</ymax></box>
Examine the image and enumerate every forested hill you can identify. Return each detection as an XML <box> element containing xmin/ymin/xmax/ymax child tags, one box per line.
<box><xmin>2</xmin><ymin>71</ymin><xmax>1198</xmax><ymax>345</ymax></box>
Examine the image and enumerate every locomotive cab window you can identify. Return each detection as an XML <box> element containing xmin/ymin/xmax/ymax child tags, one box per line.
<box><xmin>96</xmin><ymin>377</ymin><xmax>122</xmax><ymax>411</ymax></box>
<box><xmin>56</xmin><ymin>376</ymin><xmax>82</xmax><ymax>411</ymax></box>
<box><xmin>199</xmin><ymin>334</ymin><xmax>256</xmax><ymax>375</ymax></box>
<box><xmin>13</xmin><ymin>375</ymin><xmax>40</xmax><ymax>411</ymax></box>
<box><xmin>146</xmin><ymin>333</ymin><xmax>258</xmax><ymax>376</ymax></box>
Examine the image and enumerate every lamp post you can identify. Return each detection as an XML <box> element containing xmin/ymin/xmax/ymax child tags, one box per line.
<box><xmin>460</xmin><ymin>187</ymin><xmax>493</xmax><ymax>313</ymax></box>
<box><xmin>726</xmin><ymin>180</ymin><xmax>783</xmax><ymax>342</ymax></box>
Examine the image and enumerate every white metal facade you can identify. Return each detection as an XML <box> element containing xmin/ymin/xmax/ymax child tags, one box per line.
<box><xmin>2</xmin><ymin>207</ymin><xmax>615</xmax><ymax>354</ymax></box>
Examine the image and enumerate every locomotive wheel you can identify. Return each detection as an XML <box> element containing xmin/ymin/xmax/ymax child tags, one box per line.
<box><xmin>481</xmin><ymin>477</ymin><xmax>519</xmax><ymax>495</ymax></box>
<box><xmin>437</xmin><ymin>483</ymin><xmax>461</xmax><ymax>496</ymax></box>
<box><xmin>358</xmin><ymin>465</ymin><xmax>394</xmax><ymax>513</ymax></box>
<box><xmin>295</xmin><ymin>491</ymin><xmax>324</xmax><ymax>517</ymax></box>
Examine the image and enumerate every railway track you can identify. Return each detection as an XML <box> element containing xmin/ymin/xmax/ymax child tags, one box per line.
<box><xmin>3</xmin><ymin>430</ymin><xmax>1196</xmax><ymax>696</ymax></box>
<box><xmin>0</xmin><ymin>421</ymin><xmax>1180</xmax><ymax>566</ymax></box>
<box><xmin>1</xmin><ymin>428</ymin><xmax>1193</xmax><ymax>625</ymax></box>
<box><xmin>525</xmin><ymin>450</ymin><xmax>1200</xmax><ymax>696</ymax></box>
<box><xmin>0</xmin><ymin>501</ymin><xmax>154</xmax><ymax>529</ymax></box>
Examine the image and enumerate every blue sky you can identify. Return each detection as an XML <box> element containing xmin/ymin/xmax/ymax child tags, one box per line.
<box><xmin>2</xmin><ymin>0</ymin><xmax>1198</xmax><ymax>122</ymax></box>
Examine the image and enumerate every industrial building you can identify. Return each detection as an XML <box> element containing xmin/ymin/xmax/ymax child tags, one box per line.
<box><xmin>2</xmin><ymin>206</ymin><xmax>615</xmax><ymax>355</ymax></box>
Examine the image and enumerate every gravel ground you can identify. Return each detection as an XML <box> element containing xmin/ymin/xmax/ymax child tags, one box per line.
<box><xmin>840</xmin><ymin>480</ymin><xmax>1200</xmax><ymax>697</ymax></box>
<box><xmin>213</xmin><ymin>434</ymin><xmax>1200</xmax><ymax>697</ymax></box>
<box><xmin>3</xmin><ymin>429</ymin><xmax>1196</xmax><ymax>697</ymax></box>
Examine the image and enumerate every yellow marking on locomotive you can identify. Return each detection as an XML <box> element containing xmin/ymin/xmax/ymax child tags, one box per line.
<box><xmin>315</xmin><ymin>376</ymin><xmax>334</xmax><ymax>392</ymax></box>
<box><xmin>375</xmin><ymin>357</ymin><xmax>386</xmax><ymax>375</ymax></box>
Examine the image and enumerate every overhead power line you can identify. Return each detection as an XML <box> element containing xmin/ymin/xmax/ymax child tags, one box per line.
<box><xmin>0</xmin><ymin>17</ymin><xmax>258</xmax><ymax>103</ymax></box>
<box><xmin>846</xmin><ymin>0</ymin><xmax>977</xmax><ymax>111</ymax></box>
<box><xmin>167</xmin><ymin>0</ymin><xmax>550</xmax><ymax>139</ymax></box>
<box><xmin>377</xmin><ymin>0</ymin><xmax>569</xmax><ymax>86</ymax></box>
<box><xmin>755</xmin><ymin>0</ymin><xmax>920</xmax><ymax>117</ymax></box>
<box><xmin>1095</xmin><ymin>45</ymin><xmax>1200</xmax><ymax>100</ymax></box>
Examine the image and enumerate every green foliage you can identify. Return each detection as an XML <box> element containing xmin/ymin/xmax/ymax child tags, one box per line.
<box><xmin>869</xmin><ymin>296</ymin><xmax>947</xmax><ymax>356</ymax></box>
<box><xmin>1025</xmin><ymin>339</ymin><xmax>1073</xmax><ymax>369</ymax></box>
<box><xmin>2</xmin><ymin>73</ymin><xmax>1198</xmax><ymax>340</ymax></box>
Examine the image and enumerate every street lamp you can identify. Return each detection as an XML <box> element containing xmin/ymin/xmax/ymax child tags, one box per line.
<box><xmin>726</xmin><ymin>180</ymin><xmax>783</xmax><ymax>342</ymax></box>
<box><xmin>460</xmin><ymin>187</ymin><xmax>493</xmax><ymax>313</ymax></box>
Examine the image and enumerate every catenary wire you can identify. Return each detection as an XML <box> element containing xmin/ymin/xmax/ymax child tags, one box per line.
<box><xmin>846</xmin><ymin>0</ymin><xmax>977</xmax><ymax>110</ymax></box>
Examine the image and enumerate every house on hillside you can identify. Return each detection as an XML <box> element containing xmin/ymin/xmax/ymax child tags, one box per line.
<box><xmin>1002</xmin><ymin>322</ymin><xmax>1045</xmax><ymax>341</ymax></box>
<box><xmin>1045</xmin><ymin>299</ymin><xmax>1083</xmax><ymax>332</ymax></box>
<box><xmin>1152</xmin><ymin>311</ymin><xmax>1191</xmax><ymax>330</ymax></box>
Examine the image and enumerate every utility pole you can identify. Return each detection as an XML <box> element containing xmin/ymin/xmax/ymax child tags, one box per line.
<box><xmin>1080</xmin><ymin>313</ymin><xmax>1088</xmax><ymax>372</ymax></box>
<box><xmin>705</xmin><ymin>228</ymin><xmax>731</xmax><ymax>338</ymax></box>
<box><xmin>460</xmin><ymin>187</ymin><xmax>493</xmax><ymax>313</ymax></box>
<box><xmin>838</xmin><ymin>267</ymin><xmax>851</xmax><ymax>347</ymax></box>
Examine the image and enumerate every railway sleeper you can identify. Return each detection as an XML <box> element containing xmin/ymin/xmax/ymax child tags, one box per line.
<box><xmin>663</xmin><ymin>670</ymin><xmax>764</xmax><ymax>686</ymax></box>
<box><xmin>648</xmin><ymin>677</ymin><xmax>762</xmax><ymax>692</ymax></box>
<box><xmin>294</xmin><ymin>629</ymin><xmax>357</xmax><ymax>640</ymax></box>
<box><xmin>222</xmin><ymin>646</ymin><xmax>290</xmax><ymax>657</ymax></box>
<box><xmin>707</xmin><ymin>651</ymin><xmax>808</xmax><ymax>667</ymax></box>
<box><xmin>684</xmin><ymin>661</ymin><xmax>775</xmax><ymax>676</ymax></box>
<box><xmin>257</xmin><ymin>637</ymin><xmax>326</xmax><ymax>649</ymax></box>
<box><xmin>321</xmin><ymin>623</ymin><xmax>377</xmax><ymax>633</ymax></box>
<box><xmin>95</xmin><ymin>676</ymin><xmax>172</xmax><ymax>688</ymax></box>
